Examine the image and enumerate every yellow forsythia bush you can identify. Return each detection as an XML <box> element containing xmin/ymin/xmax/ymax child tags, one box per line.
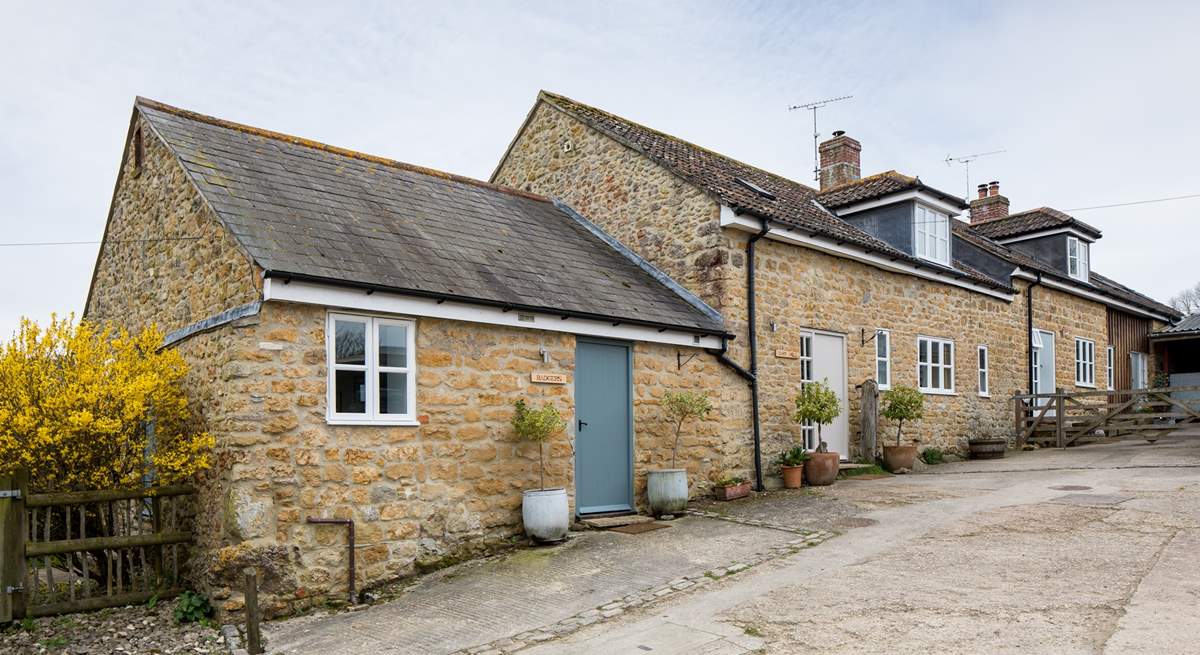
<box><xmin>0</xmin><ymin>315</ymin><xmax>214</xmax><ymax>491</ymax></box>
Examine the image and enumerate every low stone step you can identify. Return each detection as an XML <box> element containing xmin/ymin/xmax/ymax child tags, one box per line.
<box><xmin>582</xmin><ymin>514</ymin><xmax>654</xmax><ymax>529</ymax></box>
<box><xmin>838</xmin><ymin>462</ymin><xmax>872</xmax><ymax>471</ymax></box>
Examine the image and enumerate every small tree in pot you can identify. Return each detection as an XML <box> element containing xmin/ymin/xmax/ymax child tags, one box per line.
<box><xmin>513</xmin><ymin>399</ymin><xmax>569</xmax><ymax>542</ymax></box>
<box><xmin>881</xmin><ymin>385</ymin><xmax>924</xmax><ymax>472</ymax></box>
<box><xmin>648</xmin><ymin>391</ymin><xmax>713</xmax><ymax>516</ymax></box>
<box><xmin>793</xmin><ymin>379</ymin><xmax>841</xmax><ymax>485</ymax></box>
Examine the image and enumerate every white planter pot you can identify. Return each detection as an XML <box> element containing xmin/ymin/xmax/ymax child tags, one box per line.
<box><xmin>522</xmin><ymin>488</ymin><xmax>569</xmax><ymax>542</ymax></box>
<box><xmin>646</xmin><ymin>469</ymin><xmax>689</xmax><ymax>516</ymax></box>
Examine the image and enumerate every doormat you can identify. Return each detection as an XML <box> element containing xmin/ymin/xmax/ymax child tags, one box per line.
<box><xmin>608</xmin><ymin>522</ymin><xmax>670</xmax><ymax>535</ymax></box>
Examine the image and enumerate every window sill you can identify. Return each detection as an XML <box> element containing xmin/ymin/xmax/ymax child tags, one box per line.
<box><xmin>326</xmin><ymin>417</ymin><xmax>421</xmax><ymax>427</ymax></box>
<box><xmin>1075</xmin><ymin>383</ymin><xmax>1097</xmax><ymax>389</ymax></box>
<box><xmin>919</xmin><ymin>389</ymin><xmax>957</xmax><ymax>396</ymax></box>
<box><xmin>978</xmin><ymin>393</ymin><xmax>991</xmax><ymax>398</ymax></box>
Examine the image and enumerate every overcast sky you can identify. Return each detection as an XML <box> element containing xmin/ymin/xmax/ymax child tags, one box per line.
<box><xmin>2</xmin><ymin>1</ymin><xmax>1198</xmax><ymax>340</ymax></box>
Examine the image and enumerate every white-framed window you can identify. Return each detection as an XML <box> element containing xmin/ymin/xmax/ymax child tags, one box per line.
<box><xmin>917</xmin><ymin>336</ymin><xmax>955</xmax><ymax>394</ymax></box>
<box><xmin>1130</xmin><ymin>352</ymin><xmax>1148</xmax><ymax>390</ymax></box>
<box><xmin>875</xmin><ymin>329</ymin><xmax>891</xmax><ymax>389</ymax></box>
<box><xmin>977</xmin><ymin>345</ymin><xmax>989</xmax><ymax>397</ymax></box>
<box><xmin>798</xmin><ymin>333</ymin><xmax>815</xmax><ymax>449</ymax></box>
<box><xmin>914</xmin><ymin>204</ymin><xmax>950</xmax><ymax>266</ymax></box>
<box><xmin>327</xmin><ymin>312</ymin><xmax>418</xmax><ymax>425</ymax></box>
<box><xmin>1074</xmin><ymin>337</ymin><xmax>1096</xmax><ymax>387</ymax></box>
<box><xmin>1106</xmin><ymin>345</ymin><xmax>1115</xmax><ymax>390</ymax></box>
<box><xmin>1067</xmin><ymin>236</ymin><xmax>1090</xmax><ymax>281</ymax></box>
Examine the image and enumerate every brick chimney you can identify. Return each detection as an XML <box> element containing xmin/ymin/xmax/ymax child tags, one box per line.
<box><xmin>969</xmin><ymin>180</ymin><xmax>1009</xmax><ymax>223</ymax></box>
<box><xmin>818</xmin><ymin>130</ymin><xmax>861</xmax><ymax>190</ymax></box>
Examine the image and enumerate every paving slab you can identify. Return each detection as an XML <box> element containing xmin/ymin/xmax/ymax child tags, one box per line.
<box><xmin>264</xmin><ymin>516</ymin><xmax>795</xmax><ymax>655</ymax></box>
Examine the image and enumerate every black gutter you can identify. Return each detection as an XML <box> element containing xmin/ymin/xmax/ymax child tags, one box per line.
<box><xmin>1026</xmin><ymin>272</ymin><xmax>1042</xmax><ymax>394</ymax></box>
<box><xmin>707</xmin><ymin>336</ymin><xmax>754</xmax><ymax>383</ymax></box>
<box><xmin>746</xmin><ymin>217</ymin><xmax>771</xmax><ymax>491</ymax></box>
<box><xmin>263</xmin><ymin>270</ymin><xmax>733</xmax><ymax>340</ymax></box>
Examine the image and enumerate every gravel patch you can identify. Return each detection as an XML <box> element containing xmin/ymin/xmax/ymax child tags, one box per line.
<box><xmin>0</xmin><ymin>601</ymin><xmax>222</xmax><ymax>654</ymax></box>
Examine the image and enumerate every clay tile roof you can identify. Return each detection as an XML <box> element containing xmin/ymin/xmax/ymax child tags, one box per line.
<box><xmin>133</xmin><ymin>97</ymin><xmax>726</xmax><ymax>335</ymax></box>
<box><xmin>535</xmin><ymin>92</ymin><xmax>1011</xmax><ymax>293</ymax></box>
<box><xmin>971</xmin><ymin>207</ymin><xmax>1102</xmax><ymax>241</ymax></box>
<box><xmin>816</xmin><ymin>171</ymin><xmax>968</xmax><ymax>210</ymax></box>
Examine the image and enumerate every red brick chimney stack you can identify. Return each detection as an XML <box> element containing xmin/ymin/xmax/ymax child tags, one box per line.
<box><xmin>818</xmin><ymin>130</ymin><xmax>861</xmax><ymax>190</ymax></box>
<box><xmin>969</xmin><ymin>180</ymin><xmax>1009</xmax><ymax>224</ymax></box>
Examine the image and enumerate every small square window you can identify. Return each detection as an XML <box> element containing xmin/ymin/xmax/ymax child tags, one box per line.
<box><xmin>328</xmin><ymin>313</ymin><xmax>417</xmax><ymax>424</ymax></box>
<box><xmin>918</xmin><ymin>336</ymin><xmax>954</xmax><ymax>394</ymax></box>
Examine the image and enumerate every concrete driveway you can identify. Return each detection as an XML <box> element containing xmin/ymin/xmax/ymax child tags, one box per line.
<box><xmin>267</xmin><ymin>436</ymin><xmax>1200</xmax><ymax>655</ymax></box>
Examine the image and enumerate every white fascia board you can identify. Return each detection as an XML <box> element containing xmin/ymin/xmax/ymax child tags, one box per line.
<box><xmin>996</xmin><ymin>227</ymin><xmax>1097</xmax><ymax>244</ymax></box>
<box><xmin>263</xmin><ymin>279</ymin><xmax>724</xmax><ymax>349</ymax></box>
<box><xmin>833</xmin><ymin>190</ymin><xmax>963</xmax><ymax>217</ymax></box>
<box><xmin>1013</xmin><ymin>269</ymin><xmax>1173</xmax><ymax>322</ymax></box>
<box><xmin>719</xmin><ymin>206</ymin><xmax>1013</xmax><ymax>302</ymax></box>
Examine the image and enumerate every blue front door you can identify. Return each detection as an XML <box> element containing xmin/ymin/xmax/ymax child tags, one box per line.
<box><xmin>574</xmin><ymin>339</ymin><xmax>633</xmax><ymax>514</ymax></box>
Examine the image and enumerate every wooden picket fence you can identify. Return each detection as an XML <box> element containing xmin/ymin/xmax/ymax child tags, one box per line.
<box><xmin>0</xmin><ymin>469</ymin><xmax>194</xmax><ymax>622</ymax></box>
<box><xmin>1013</xmin><ymin>385</ymin><xmax>1200</xmax><ymax>448</ymax></box>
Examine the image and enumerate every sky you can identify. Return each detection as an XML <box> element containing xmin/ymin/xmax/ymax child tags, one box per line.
<box><xmin>2</xmin><ymin>0</ymin><xmax>1198</xmax><ymax>340</ymax></box>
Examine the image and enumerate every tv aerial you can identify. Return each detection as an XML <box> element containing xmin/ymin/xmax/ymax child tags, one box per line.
<box><xmin>788</xmin><ymin>95</ymin><xmax>853</xmax><ymax>183</ymax></box>
<box><xmin>945</xmin><ymin>149</ymin><xmax>1006</xmax><ymax>200</ymax></box>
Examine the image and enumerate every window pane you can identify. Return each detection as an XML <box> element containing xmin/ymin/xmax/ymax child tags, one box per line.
<box><xmin>980</xmin><ymin>371</ymin><xmax>987</xmax><ymax>392</ymax></box>
<box><xmin>919</xmin><ymin>339</ymin><xmax>928</xmax><ymax>363</ymax></box>
<box><xmin>379</xmin><ymin>372</ymin><xmax>408</xmax><ymax>415</ymax></box>
<box><xmin>930</xmin><ymin>343</ymin><xmax>940</xmax><ymax>365</ymax></box>
<box><xmin>943</xmin><ymin>343</ymin><xmax>953</xmax><ymax>364</ymax></box>
<box><xmin>878</xmin><ymin>360</ymin><xmax>888</xmax><ymax>384</ymax></box>
<box><xmin>919</xmin><ymin>365</ymin><xmax>928</xmax><ymax>388</ymax></box>
<box><xmin>379</xmin><ymin>324</ymin><xmax>409</xmax><ymax>367</ymax></box>
<box><xmin>334</xmin><ymin>369</ymin><xmax>366</xmax><ymax>414</ymax></box>
<box><xmin>979</xmin><ymin>348</ymin><xmax>987</xmax><ymax>369</ymax></box>
<box><xmin>335</xmin><ymin>320</ymin><xmax>367</xmax><ymax>365</ymax></box>
<box><xmin>877</xmin><ymin>332</ymin><xmax>887</xmax><ymax>357</ymax></box>
<box><xmin>931</xmin><ymin>366</ymin><xmax>941</xmax><ymax>389</ymax></box>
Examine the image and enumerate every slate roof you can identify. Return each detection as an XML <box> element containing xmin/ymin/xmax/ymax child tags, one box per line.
<box><xmin>532</xmin><ymin>92</ymin><xmax>1011</xmax><ymax>293</ymax></box>
<box><xmin>971</xmin><ymin>207</ymin><xmax>1103</xmax><ymax>241</ymax></box>
<box><xmin>1090</xmin><ymin>273</ymin><xmax>1182</xmax><ymax>320</ymax></box>
<box><xmin>817</xmin><ymin>171</ymin><xmax>968</xmax><ymax>210</ymax></box>
<box><xmin>1153</xmin><ymin>313</ymin><xmax>1200</xmax><ymax>337</ymax></box>
<box><xmin>133</xmin><ymin>98</ymin><xmax>726</xmax><ymax>335</ymax></box>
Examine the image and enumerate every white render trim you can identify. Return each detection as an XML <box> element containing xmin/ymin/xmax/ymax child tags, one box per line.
<box><xmin>995</xmin><ymin>226</ymin><xmax>1097</xmax><ymax>245</ymax></box>
<box><xmin>264</xmin><ymin>279</ymin><xmax>724</xmax><ymax>349</ymax></box>
<box><xmin>720</xmin><ymin>206</ymin><xmax>1014</xmax><ymax>301</ymax></box>
<box><xmin>832</xmin><ymin>189</ymin><xmax>964</xmax><ymax>217</ymax></box>
<box><xmin>1012</xmin><ymin>269</ymin><xmax>1174</xmax><ymax>322</ymax></box>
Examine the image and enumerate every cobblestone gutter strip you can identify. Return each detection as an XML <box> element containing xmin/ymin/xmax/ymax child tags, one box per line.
<box><xmin>450</xmin><ymin>522</ymin><xmax>836</xmax><ymax>655</ymax></box>
<box><xmin>221</xmin><ymin>624</ymin><xmax>249</xmax><ymax>655</ymax></box>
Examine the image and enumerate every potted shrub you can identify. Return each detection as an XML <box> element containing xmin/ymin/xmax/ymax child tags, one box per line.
<box><xmin>648</xmin><ymin>390</ymin><xmax>713</xmax><ymax>517</ymax></box>
<box><xmin>881</xmin><ymin>385</ymin><xmax>924</xmax><ymax>472</ymax></box>
<box><xmin>513</xmin><ymin>399</ymin><xmax>569</xmax><ymax>542</ymax></box>
<box><xmin>777</xmin><ymin>445</ymin><xmax>810</xmax><ymax>488</ymax></box>
<box><xmin>712</xmin><ymin>474</ymin><xmax>752</xmax><ymax>501</ymax></box>
<box><xmin>793</xmin><ymin>379</ymin><xmax>841</xmax><ymax>486</ymax></box>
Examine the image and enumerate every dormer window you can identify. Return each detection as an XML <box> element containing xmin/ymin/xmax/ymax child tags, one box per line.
<box><xmin>914</xmin><ymin>204</ymin><xmax>950</xmax><ymax>266</ymax></box>
<box><xmin>1067</xmin><ymin>236</ymin><xmax>1089</xmax><ymax>281</ymax></box>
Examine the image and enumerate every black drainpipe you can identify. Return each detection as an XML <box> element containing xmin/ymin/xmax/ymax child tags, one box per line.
<box><xmin>1026</xmin><ymin>272</ymin><xmax>1042</xmax><ymax>394</ymax></box>
<box><xmin>745</xmin><ymin>217</ymin><xmax>771</xmax><ymax>491</ymax></box>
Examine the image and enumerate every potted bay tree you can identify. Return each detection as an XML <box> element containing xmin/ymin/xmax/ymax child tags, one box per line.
<box><xmin>881</xmin><ymin>385</ymin><xmax>924</xmax><ymax>472</ymax></box>
<box><xmin>793</xmin><ymin>379</ymin><xmax>841</xmax><ymax>486</ymax></box>
<box><xmin>648</xmin><ymin>390</ymin><xmax>713</xmax><ymax>517</ymax></box>
<box><xmin>513</xmin><ymin>399</ymin><xmax>569</xmax><ymax>542</ymax></box>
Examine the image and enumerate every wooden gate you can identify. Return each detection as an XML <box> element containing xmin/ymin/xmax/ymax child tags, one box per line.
<box><xmin>1013</xmin><ymin>385</ymin><xmax>1200</xmax><ymax>448</ymax></box>
<box><xmin>0</xmin><ymin>469</ymin><xmax>193</xmax><ymax>622</ymax></box>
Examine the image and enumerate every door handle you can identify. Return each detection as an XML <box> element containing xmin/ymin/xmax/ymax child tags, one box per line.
<box><xmin>578</xmin><ymin>420</ymin><xmax>588</xmax><ymax>431</ymax></box>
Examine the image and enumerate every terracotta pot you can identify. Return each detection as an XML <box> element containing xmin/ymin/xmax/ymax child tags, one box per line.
<box><xmin>882</xmin><ymin>445</ymin><xmax>918</xmax><ymax>472</ymax></box>
<box><xmin>968</xmin><ymin>438</ymin><xmax>1007</xmax><ymax>460</ymax></box>
<box><xmin>713</xmin><ymin>481</ymin><xmax>752</xmax><ymax>501</ymax></box>
<box><xmin>780</xmin><ymin>465</ymin><xmax>804</xmax><ymax>489</ymax></box>
<box><xmin>804</xmin><ymin>452</ymin><xmax>839</xmax><ymax>486</ymax></box>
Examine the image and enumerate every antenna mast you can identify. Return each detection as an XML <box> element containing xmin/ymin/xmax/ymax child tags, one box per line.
<box><xmin>945</xmin><ymin>149</ymin><xmax>1006</xmax><ymax>199</ymax></box>
<box><xmin>788</xmin><ymin>95</ymin><xmax>853</xmax><ymax>183</ymax></box>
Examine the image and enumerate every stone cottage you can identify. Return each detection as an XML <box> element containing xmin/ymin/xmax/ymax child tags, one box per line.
<box><xmin>84</xmin><ymin>98</ymin><xmax>752</xmax><ymax>614</ymax></box>
<box><xmin>492</xmin><ymin>91</ymin><xmax>1179</xmax><ymax>471</ymax></box>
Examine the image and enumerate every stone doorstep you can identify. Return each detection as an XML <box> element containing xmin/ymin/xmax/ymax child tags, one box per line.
<box><xmin>838</xmin><ymin>462</ymin><xmax>873</xmax><ymax>471</ymax></box>
<box><xmin>581</xmin><ymin>514</ymin><xmax>655</xmax><ymax>529</ymax></box>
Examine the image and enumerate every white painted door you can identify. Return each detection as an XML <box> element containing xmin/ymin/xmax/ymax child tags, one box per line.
<box><xmin>800</xmin><ymin>332</ymin><xmax>849</xmax><ymax>458</ymax></box>
<box><xmin>1033</xmin><ymin>329</ymin><xmax>1056</xmax><ymax>397</ymax></box>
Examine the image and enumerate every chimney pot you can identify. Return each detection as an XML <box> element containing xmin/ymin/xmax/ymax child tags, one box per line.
<box><xmin>977</xmin><ymin>183</ymin><xmax>989</xmax><ymax>199</ymax></box>
<box><xmin>818</xmin><ymin>131</ymin><xmax>861</xmax><ymax>190</ymax></box>
<box><xmin>988</xmin><ymin>180</ymin><xmax>1000</xmax><ymax>197</ymax></box>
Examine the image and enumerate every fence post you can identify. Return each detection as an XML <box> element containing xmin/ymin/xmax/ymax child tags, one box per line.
<box><xmin>1014</xmin><ymin>397</ymin><xmax>1024</xmax><ymax>448</ymax></box>
<box><xmin>1055</xmin><ymin>389</ymin><xmax>1066</xmax><ymax>449</ymax></box>
<box><xmin>860</xmin><ymin>379</ymin><xmax>878</xmax><ymax>460</ymax></box>
<box><xmin>1</xmin><ymin>468</ymin><xmax>29</xmax><ymax>624</ymax></box>
<box><xmin>244</xmin><ymin>568</ymin><xmax>263</xmax><ymax>655</ymax></box>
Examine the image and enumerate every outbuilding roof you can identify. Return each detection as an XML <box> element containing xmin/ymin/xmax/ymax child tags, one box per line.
<box><xmin>133</xmin><ymin>98</ymin><xmax>727</xmax><ymax>336</ymax></box>
<box><xmin>971</xmin><ymin>207</ymin><xmax>1103</xmax><ymax>241</ymax></box>
<box><xmin>1153</xmin><ymin>313</ymin><xmax>1200</xmax><ymax>337</ymax></box>
<box><xmin>527</xmin><ymin>92</ymin><xmax>1011</xmax><ymax>293</ymax></box>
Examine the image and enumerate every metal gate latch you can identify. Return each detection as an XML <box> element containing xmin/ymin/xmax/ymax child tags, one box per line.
<box><xmin>0</xmin><ymin>489</ymin><xmax>20</xmax><ymax>499</ymax></box>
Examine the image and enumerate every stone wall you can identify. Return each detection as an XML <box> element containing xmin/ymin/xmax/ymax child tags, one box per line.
<box><xmin>185</xmin><ymin>301</ymin><xmax>749</xmax><ymax>615</ymax></box>
<box><xmin>1031</xmin><ymin>284</ymin><xmax>1110</xmax><ymax>392</ymax></box>
<box><xmin>85</xmin><ymin>113</ymin><xmax>261</xmax><ymax>335</ymax></box>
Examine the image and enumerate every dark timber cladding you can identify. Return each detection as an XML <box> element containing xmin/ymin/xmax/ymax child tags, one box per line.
<box><xmin>1108</xmin><ymin>308</ymin><xmax>1154</xmax><ymax>390</ymax></box>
